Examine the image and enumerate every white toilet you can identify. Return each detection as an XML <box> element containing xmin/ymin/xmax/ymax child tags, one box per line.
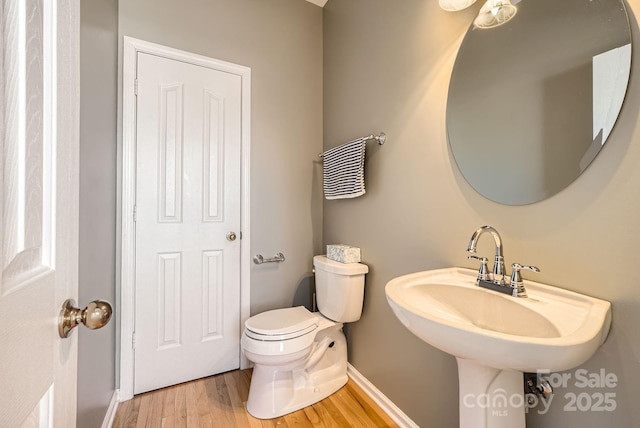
<box><xmin>241</xmin><ymin>255</ymin><xmax>368</xmax><ymax>419</ymax></box>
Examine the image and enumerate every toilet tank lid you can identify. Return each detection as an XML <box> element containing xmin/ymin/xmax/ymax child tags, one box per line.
<box><xmin>313</xmin><ymin>255</ymin><xmax>369</xmax><ymax>275</ymax></box>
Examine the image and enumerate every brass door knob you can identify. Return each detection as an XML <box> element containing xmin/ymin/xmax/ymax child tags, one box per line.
<box><xmin>227</xmin><ymin>231</ymin><xmax>237</xmax><ymax>241</ymax></box>
<box><xmin>58</xmin><ymin>299</ymin><xmax>113</xmax><ymax>338</ymax></box>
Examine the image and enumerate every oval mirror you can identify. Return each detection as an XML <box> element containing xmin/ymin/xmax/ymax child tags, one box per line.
<box><xmin>447</xmin><ymin>0</ymin><xmax>631</xmax><ymax>205</ymax></box>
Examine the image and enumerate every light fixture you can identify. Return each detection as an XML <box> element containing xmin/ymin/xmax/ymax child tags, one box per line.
<box><xmin>473</xmin><ymin>0</ymin><xmax>518</xmax><ymax>29</ymax></box>
<box><xmin>439</xmin><ymin>0</ymin><xmax>478</xmax><ymax>12</ymax></box>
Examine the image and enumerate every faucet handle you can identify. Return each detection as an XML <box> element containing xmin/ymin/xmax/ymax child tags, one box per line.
<box><xmin>468</xmin><ymin>255</ymin><xmax>491</xmax><ymax>282</ymax></box>
<box><xmin>510</xmin><ymin>263</ymin><xmax>540</xmax><ymax>297</ymax></box>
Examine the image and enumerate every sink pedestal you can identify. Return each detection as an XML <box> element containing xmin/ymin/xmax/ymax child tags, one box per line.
<box><xmin>457</xmin><ymin>358</ymin><xmax>525</xmax><ymax>428</ymax></box>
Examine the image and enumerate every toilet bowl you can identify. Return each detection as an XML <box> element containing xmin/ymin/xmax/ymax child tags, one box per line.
<box><xmin>241</xmin><ymin>255</ymin><xmax>368</xmax><ymax>419</ymax></box>
<box><xmin>242</xmin><ymin>307</ymin><xmax>347</xmax><ymax>419</ymax></box>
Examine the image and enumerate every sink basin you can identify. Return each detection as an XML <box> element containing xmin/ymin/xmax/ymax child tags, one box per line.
<box><xmin>386</xmin><ymin>267</ymin><xmax>611</xmax><ymax>372</ymax></box>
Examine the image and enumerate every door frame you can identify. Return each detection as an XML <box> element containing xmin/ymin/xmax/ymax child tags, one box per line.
<box><xmin>119</xmin><ymin>37</ymin><xmax>251</xmax><ymax>401</ymax></box>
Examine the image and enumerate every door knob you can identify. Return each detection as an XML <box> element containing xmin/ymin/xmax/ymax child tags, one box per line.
<box><xmin>58</xmin><ymin>299</ymin><xmax>113</xmax><ymax>338</ymax></box>
<box><xmin>227</xmin><ymin>231</ymin><xmax>237</xmax><ymax>241</ymax></box>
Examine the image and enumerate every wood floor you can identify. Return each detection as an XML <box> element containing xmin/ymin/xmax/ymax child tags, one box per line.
<box><xmin>112</xmin><ymin>369</ymin><xmax>399</xmax><ymax>428</ymax></box>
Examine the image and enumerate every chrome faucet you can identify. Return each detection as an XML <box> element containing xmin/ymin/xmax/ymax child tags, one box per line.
<box><xmin>466</xmin><ymin>226</ymin><xmax>506</xmax><ymax>285</ymax></box>
<box><xmin>466</xmin><ymin>226</ymin><xmax>540</xmax><ymax>298</ymax></box>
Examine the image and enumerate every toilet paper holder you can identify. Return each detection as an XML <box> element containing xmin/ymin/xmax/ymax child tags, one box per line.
<box><xmin>253</xmin><ymin>252</ymin><xmax>285</xmax><ymax>265</ymax></box>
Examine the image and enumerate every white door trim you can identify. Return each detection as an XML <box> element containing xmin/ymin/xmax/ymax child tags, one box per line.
<box><xmin>119</xmin><ymin>37</ymin><xmax>251</xmax><ymax>401</ymax></box>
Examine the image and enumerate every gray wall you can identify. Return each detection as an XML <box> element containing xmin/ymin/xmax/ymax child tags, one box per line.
<box><xmin>78</xmin><ymin>0</ymin><xmax>118</xmax><ymax>427</ymax></box>
<box><xmin>324</xmin><ymin>0</ymin><xmax>640</xmax><ymax>427</ymax></box>
<box><xmin>118</xmin><ymin>0</ymin><xmax>323</xmax><ymax>316</ymax></box>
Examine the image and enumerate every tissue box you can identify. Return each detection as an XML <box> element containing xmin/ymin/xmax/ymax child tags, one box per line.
<box><xmin>327</xmin><ymin>244</ymin><xmax>361</xmax><ymax>264</ymax></box>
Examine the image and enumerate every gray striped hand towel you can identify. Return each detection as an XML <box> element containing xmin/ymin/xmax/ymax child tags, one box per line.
<box><xmin>321</xmin><ymin>139</ymin><xmax>366</xmax><ymax>200</ymax></box>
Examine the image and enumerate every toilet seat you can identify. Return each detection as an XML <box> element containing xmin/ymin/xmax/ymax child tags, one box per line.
<box><xmin>245</xmin><ymin>306</ymin><xmax>318</xmax><ymax>341</ymax></box>
<box><xmin>242</xmin><ymin>306</ymin><xmax>337</xmax><ymax>357</ymax></box>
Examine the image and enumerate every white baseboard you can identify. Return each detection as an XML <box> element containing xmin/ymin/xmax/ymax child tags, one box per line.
<box><xmin>101</xmin><ymin>389</ymin><xmax>120</xmax><ymax>428</ymax></box>
<box><xmin>347</xmin><ymin>363</ymin><xmax>419</xmax><ymax>428</ymax></box>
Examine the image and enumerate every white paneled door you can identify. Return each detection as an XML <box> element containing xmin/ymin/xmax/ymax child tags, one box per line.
<box><xmin>134</xmin><ymin>52</ymin><xmax>242</xmax><ymax>394</ymax></box>
<box><xmin>0</xmin><ymin>0</ymin><xmax>79</xmax><ymax>427</ymax></box>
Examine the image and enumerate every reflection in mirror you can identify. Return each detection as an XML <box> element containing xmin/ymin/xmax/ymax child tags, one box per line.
<box><xmin>447</xmin><ymin>0</ymin><xmax>631</xmax><ymax>205</ymax></box>
<box><xmin>474</xmin><ymin>0</ymin><xmax>518</xmax><ymax>29</ymax></box>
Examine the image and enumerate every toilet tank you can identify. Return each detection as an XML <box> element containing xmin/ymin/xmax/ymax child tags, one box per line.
<box><xmin>313</xmin><ymin>255</ymin><xmax>369</xmax><ymax>322</ymax></box>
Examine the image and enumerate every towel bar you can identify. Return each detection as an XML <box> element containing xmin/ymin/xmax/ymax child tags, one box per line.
<box><xmin>319</xmin><ymin>132</ymin><xmax>386</xmax><ymax>158</ymax></box>
<box><xmin>253</xmin><ymin>252</ymin><xmax>285</xmax><ymax>265</ymax></box>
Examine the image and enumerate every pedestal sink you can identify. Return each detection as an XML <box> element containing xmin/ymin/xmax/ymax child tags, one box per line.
<box><xmin>385</xmin><ymin>267</ymin><xmax>611</xmax><ymax>428</ymax></box>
